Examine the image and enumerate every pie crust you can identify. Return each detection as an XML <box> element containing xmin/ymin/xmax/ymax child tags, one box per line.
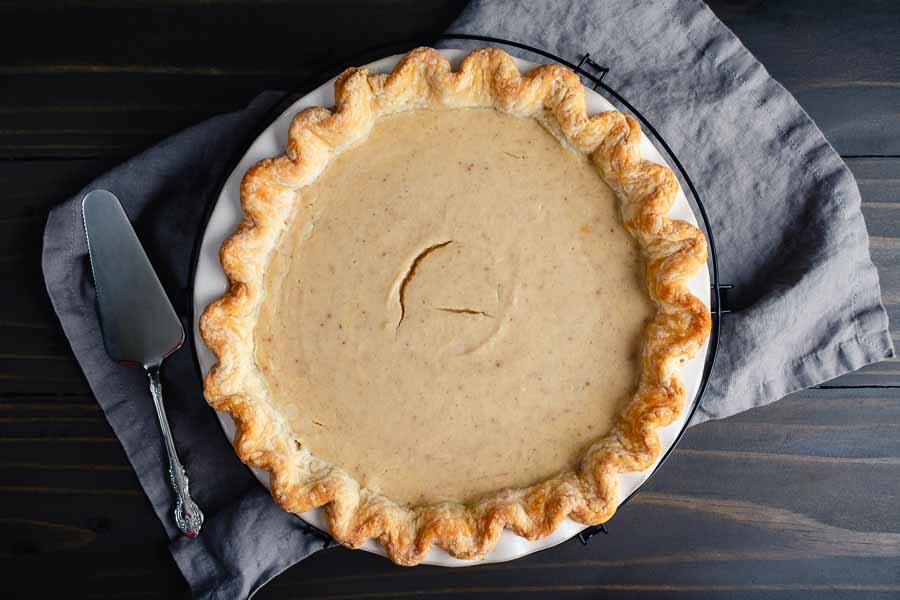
<box><xmin>200</xmin><ymin>47</ymin><xmax>711</xmax><ymax>565</ymax></box>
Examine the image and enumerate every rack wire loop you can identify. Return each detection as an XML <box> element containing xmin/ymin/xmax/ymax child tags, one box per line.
<box><xmin>576</xmin><ymin>53</ymin><xmax>610</xmax><ymax>89</ymax></box>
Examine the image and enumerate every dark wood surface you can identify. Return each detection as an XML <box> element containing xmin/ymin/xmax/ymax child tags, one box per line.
<box><xmin>3</xmin><ymin>1</ymin><xmax>898</xmax><ymax>598</ymax></box>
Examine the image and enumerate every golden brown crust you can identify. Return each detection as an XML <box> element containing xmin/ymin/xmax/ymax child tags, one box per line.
<box><xmin>200</xmin><ymin>47</ymin><xmax>711</xmax><ymax>565</ymax></box>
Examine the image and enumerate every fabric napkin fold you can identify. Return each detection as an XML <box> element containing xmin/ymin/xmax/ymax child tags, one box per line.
<box><xmin>41</xmin><ymin>0</ymin><xmax>893</xmax><ymax>597</ymax></box>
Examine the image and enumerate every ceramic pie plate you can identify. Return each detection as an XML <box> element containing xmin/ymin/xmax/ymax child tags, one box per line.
<box><xmin>192</xmin><ymin>48</ymin><xmax>711</xmax><ymax>566</ymax></box>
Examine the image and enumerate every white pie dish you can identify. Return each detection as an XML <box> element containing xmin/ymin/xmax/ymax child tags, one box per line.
<box><xmin>192</xmin><ymin>48</ymin><xmax>711</xmax><ymax>566</ymax></box>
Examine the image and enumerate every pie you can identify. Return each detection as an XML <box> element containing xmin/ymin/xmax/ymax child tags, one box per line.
<box><xmin>200</xmin><ymin>47</ymin><xmax>711</xmax><ymax>565</ymax></box>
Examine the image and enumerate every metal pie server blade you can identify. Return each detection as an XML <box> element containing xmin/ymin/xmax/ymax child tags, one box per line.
<box><xmin>82</xmin><ymin>189</ymin><xmax>203</xmax><ymax>538</ymax></box>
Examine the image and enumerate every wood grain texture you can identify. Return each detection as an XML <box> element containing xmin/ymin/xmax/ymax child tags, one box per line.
<box><xmin>0</xmin><ymin>0</ymin><xmax>467</xmax><ymax>159</ymax></box>
<box><xmin>5</xmin><ymin>389</ymin><xmax>899</xmax><ymax>599</ymax></box>
<box><xmin>1</xmin><ymin>1</ymin><xmax>897</xmax><ymax>599</ymax></box>
<box><xmin>0</xmin><ymin>0</ymin><xmax>897</xmax><ymax>159</ymax></box>
<box><xmin>711</xmin><ymin>0</ymin><xmax>900</xmax><ymax>156</ymax></box>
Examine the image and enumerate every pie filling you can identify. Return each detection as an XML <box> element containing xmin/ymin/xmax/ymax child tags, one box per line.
<box><xmin>255</xmin><ymin>108</ymin><xmax>654</xmax><ymax>506</ymax></box>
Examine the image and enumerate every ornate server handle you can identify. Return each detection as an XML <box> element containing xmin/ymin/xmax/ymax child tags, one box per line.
<box><xmin>146</xmin><ymin>366</ymin><xmax>204</xmax><ymax>538</ymax></box>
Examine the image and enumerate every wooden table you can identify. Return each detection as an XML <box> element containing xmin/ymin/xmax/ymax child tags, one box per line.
<box><xmin>3</xmin><ymin>2</ymin><xmax>898</xmax><ymax>598</ymax></box>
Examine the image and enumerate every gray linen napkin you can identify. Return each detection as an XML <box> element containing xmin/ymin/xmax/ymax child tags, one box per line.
<box><xmin>41</xmin><ymin>0</ymin><xmax>893</xmax><ymax>597</ymax></box>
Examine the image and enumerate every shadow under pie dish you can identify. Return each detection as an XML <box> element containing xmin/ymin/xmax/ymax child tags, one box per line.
<box><xmin>199</xmin><ymin>46</ymin><xmax>711</xmax><ymax>565</ymax></box>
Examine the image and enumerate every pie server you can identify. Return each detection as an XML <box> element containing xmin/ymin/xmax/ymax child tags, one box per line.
<box><xmin>82</xmin><ymin>189</ymin><xmax>204</xmax><ymax>538</ymax></box>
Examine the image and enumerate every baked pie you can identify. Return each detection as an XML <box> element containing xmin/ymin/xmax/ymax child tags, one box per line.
<box><xmin>200</xmin><ymin>47</ymin><xmax>711</xmax><ymax>565</ymax></box>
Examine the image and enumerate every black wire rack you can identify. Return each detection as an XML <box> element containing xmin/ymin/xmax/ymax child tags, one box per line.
<box><xmin>189</xmin><ymin>33</ymin><xmax>729</xmax><ymax>556</ymax></box>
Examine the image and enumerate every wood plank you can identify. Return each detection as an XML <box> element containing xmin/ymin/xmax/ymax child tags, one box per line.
<box><xmin>0</xmin><ymin>159</ymin><xmax>115</xmax><ymax>214</ymax></box>
<box><xmin>869</xmin><ymin>237</ymin><xmax>898</xmax><ymax>304</ymax></box>
<box><xmin>0</xmin><ymin>246</ymin><xmax>90</xmax><ymax>393</ymax></box>
<box><xmin>851</xmin><ymin>158</ymin><xmax>900</xmax><ymax>204</ymax></box>
<box><xmin>0</xmin><ymin>160</ymin><xmax>112</xmax><ymax>395</ymax></box>
<box><xmin>2</xmin><ymin>495</ymin><xmax>188</xmax><ymax>598</ymax></box>
<box><xmin>6</xmin><ymin>387</ymin><xmax>899</xmax><ymax>599</ymax></box>
<box><xmin>0</xmin><ymin>395</ymin><xmax>97</xmax><ymax>410</ymax></box>
<box><xmin>0</xmin><ymin>74</ymin><xmax>279</xmax><ymax>159</ymax></box>
<box><xmin>0</xmin><ymin>1</ymin><xmax>896</xmax><ymax>159</ymax></box>
<box><xmin>709</xmin><ymin>0</ymin><xmax>900</xmax><ymax>156</ymax></box>
<box><xmin>0</xmin><ymin>0</ymin><xmax>466</xmax><ymax>160</ymax></box>
<box><xmin>0</xmin><ymin>1</ymin><xmax>466</xmax><ymax>71</ymax></box>
<box><xmin>0</xmin><ymin>216</ymin><xmax>44</xmax><ymax>262</ymax></box>
<box><xmin>862</xmin><ymin>204</ymin><xmax>900</xmax><ymax>239</ymax></box>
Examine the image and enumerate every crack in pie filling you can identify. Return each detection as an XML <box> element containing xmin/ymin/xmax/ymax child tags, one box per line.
<box><xmin>201</xmin><ymin>47</ymin><xmax>711</xmax><ymax>565</ymax></box>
